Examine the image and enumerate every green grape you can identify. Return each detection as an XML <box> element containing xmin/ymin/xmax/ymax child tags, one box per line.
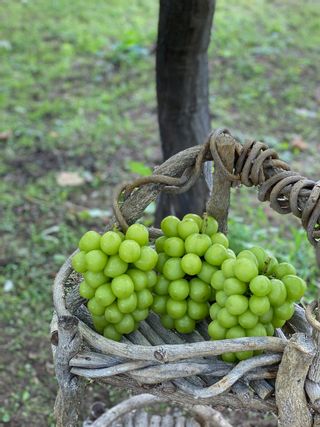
<box><xmin>132</xmin><ymin>308</ymin><xmax>149</xmax><ymax>322</ymax></box>
<box><xmin>268</xmin><ymin>279</ymin><xmax>287</xmax><ymax>306</ymax></box>
<box><xmin>274</xmin><ymin>301</ymin><xmax>295</xmax><ymax>320</ymax></box>
<box><xmin>104</xmin><ymin>255</ymin><xmax>128</xmax><ymax>278</ymax></box>
<box><xmin>115</xmin><ymin>314</ymin><xmax>135</xmax><ymax>334</ymax></box>
<box><xmin>119</xmin><ymin>240</ymin><xmax>141</xmax><ymax>263</ymax></box>
<box><xmin>113</xmin><ymin>229</ymin><xmax>125</xmax><ymax>241</ymax></box>
<box><xmin>163</xmin><ymin>237</ymin><xmax>185</xmax><ymax>257</ymax></box>
<box><xmin>85</xmin><ymin>250</ymin><xmax>108</xmax><ymax>272</ymax></box>
<box><xmin>181</xmin><ymin>253</ymin><xmax>202</xmax><ymax>275</ymax></box>
<box><xmin>174</xmin><ymin>315</ymin><xmax>196</xmax><ymax>333</ymax></box>
<box><xmin>201</xmin><ymin>215</ymin><xmax>218</xmax><ymax>236</ymax></box>
<box><xmin>208</xmin><ymin>320</ymin><xmax>226</xmax><ymax>340</ymax></box>
<box><xmin>84</xmin><ymin>271</ymin><xmax>108</xmax><ymax>288</ymax></box>
<box><xmin>100</xmin><ymin>231</ymin><xmax>122</xmax><ymax>255</ymax></box>
<box><xmin>233</xmin><ymin>258</ymin><xmax>258</xmax><ymax>282</ymax></box>
<box><xmin>226</xmin><ymin>325</ymin><xmax>246</xmax><ymax>339</ymax></box>
<box><xmin>187</xmin><ymin>300</ymin><xmax>209</xmax><ymax>320</ymax></box>
<box><xmin>249</xmin><ymin>295</ymin><xmax>270</xmax><ymax>316</ymax></box>
<box><xmin>237</xmin><ymin>250</ymin><xmax>258</xmax><ymax>266</ymax></box>
<box><xmin>249</xmin><ymin>275</ymin><xmax>271</xmax><ymax>297</ymax></box>
<box><xmin>204</xmin><ymin>244</ymin><xmax>228</xmax><ymax>266</ymax></box>
<box><xmin>226</xmin><ymin>249</ymin><xmax>236</xmax><ymax>259</ymax></box>
<box><xmin>103</xmin><ymin>324</ymin><xmax>122</xmax><ymax>341</ymax></box>
<box><xmin>265</xmin><ymin>255</ymin><xmax>278</xmax><ymax>275</ymax></box>
<box><xmin>282</xmin><ymin>275</ymin><xmax>306</xmax><ymax>301</ymax></box>
<box><xmin>105</xmin><ymin>303</ymin><xmax>123</xmax><ymax>323</ymax></box>
<box><xmin>168</xmin><ymin>279</ymin><xmax>189</xmax><ymax>301</ymax></box>
<box><xmin>79</xmin><ymin>281</ymin><xmax>95</xmax><ymax>299</ymax></box>
<box><xmin>111</xmin><ymin>274</ymin><xmax>134</xmax><ymax>298</ymax></box>
<box><xmin>225</xmin><ymin>295</ymin><xmax>248</xmax><ymax>315</ymax></box>
<box><xmin>183</xmin><ymin>213</ymin><xmax>203</xmax><ymax>229</ymax></box>
<box><xmin>265</xmin><ymin>323</ymin><xmax>275</xmax><ymax>336</ymax></box>
<box><xmin>274</xmin><ymin>262</ymin><xmax>296</xmax><ymax>279</ymax></box>
<box><xmin>118</xmin><ymin>293</ymin><xmax>138</xmax><ymax>313</ymax></box>
<box><xmin>161</xmin><ymin>215</ymin><xmax>180</xmax><ymax>237</ymax></box>
<box><xmin>235</xmin><ymin>350</ymin><xmax>253</xmax><ymax>360</ymax></box>
<box><xmin>154</xmin><ymin>275</ymin><xmax>170</xmax><ymax>295</ymax></box>
<box><xmin>216</xmin><ymin>290</ymin><xmax>228</xmax><ymax>307</ymax></box>
<box><xmin>272</xmin><ymin>317</ymin><xmax>286</xmax><ymax>328</ymax></box>
<box><xmin>178</xmin><ymin>219</ymin><xmax>199</xmax><ymax>240</ymax></box>
<box><xmin>217</xmin><ymin>307</ymin><xmax>238</xmax><ymax>328</ymax></box>
<box><xmin>136</xmin><ymin>289</ymin><xmax>153</xmax><ymax>309</ymax></box>
<box><xmin>223</xmin><ymin>277</ymin><xmax>247</xmax><ymax>296</ymax></box>
<box><xmin>189</xmin><ymin>278</ymin><xmax>211</xmax><ymax>302</ymax></box>
<box><xmin>156</xmin><ymin>252</ymin><xmax>169</xmax><ymax>273</ymax></box>
<box><xmin>95</xmin><ymin>283</ymin><xmax>116</xmax><ymax>306</ymax></box>
<box><xmin>155</xmin><ymin>235</ymin><xmax>167</xmax><ymax>253</ymax></box>
<box><xmin>246</xmin><ymin>323</ymin><xmax>267</xmax><ymax>337</ymax></box>
<box><xmin>249</xmin><ymin>246</ymin><xmax>268</xmax><ymax>272</ymax></box>
<box><xmin>197</xmin><ymin>262</ymin><xmax>217</xmax><ymax>284</ymax></box>
<box><xmin>134</xmin><ymin>246</ymin><xmax>158</xmax><ymax>271</ymax></box>
<box><xmin>185</xmin><ymin>233</ymin><xmax>211</xmax><ymax>256</ymax></box>
<box><xmin>238</xmin><ymin>310</ymin><xmax>258</xmax><ymax>329</ymax></box>
<box><xmin>152</xmin><ymin>295</ymin><xmax>168</xmax><ymax>314</ymax></box>
<box><xmin>167</xmin><ymin>298</ymin><xmax>187</xmax><ymax>319</ymax></box>
<box><xmin>221</xmin><ymin>352</ymin><xmax>237</xmax><ymax>363</ymax></box>
<box><xmin>259</xmin><ymin>307</ymin><xmax>273</xmax><ymax>324</ymax></box>
<box><xmin>87</xmin><ymin>298</ymin><xmax>105</xmax><ymax>316</ymax></box>
<box><xmin>125</xmin><ymin>223</ymin><xmax>149</xmax><ymax>246</ymax></box>
<box><xmin>72</xmin><ymin>251</ymin><xmax>87</xmax><ymax>273</ymax></box>
<box><xmin>209</xmin><ymin>303</ymin><xmax>221</xmax><ymax>320</ymax></box>
<box><xmin>163</xmin><ymin>258</ymin><xmax>184</xmax><ymax>280</ymax></box>
<box><xmin>92</xmin><ymin>315</ymin><xmax>108</xmax><ymax>333</ymax></box>
<box><xmin>221</xmin><ymin>258</ymin><xmax>236</xmax><ymax>278</ymax></box>
<box><xmin>79</xmin><ymin>230</ymin><xmax>101</xmax><ymax>252</ymax></box>
<box><xmin>211</xmin><ymin>232</ymin><xmax>229</xmax><ymax>248</ymax></box>
<box><xmin>127</xmin><ymin>269</ymin><xmax>148</xmax><ymax>291</ymax></box>
<box><xmin>146</xmin><ymin>270</ymin><xmax>157</xmax><ymax>288</ymax></box>
<box><xmin>161</xmin><ymin>314</ymin><xmax>175</xmax><ymax>329</ymax></box>
<box><xmin>211</xmin><ymin>270</ymin><xmax>226</xmax><ymax>291</ymax></box>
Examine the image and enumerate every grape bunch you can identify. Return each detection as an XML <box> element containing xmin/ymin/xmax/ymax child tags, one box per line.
<box><xmin>208</xmin><ymin>247</ymin><xmax>307</xmax><ymax>362</ymax></box>
<box><xmin>72</xmin><ymin>224</ymin><xmax>158</xmax><ymax>341</ymax></box>
<box><xmin>152</xmin><ymin>213</ymin><xmax>235</xmax><ymax>333</ymax></box>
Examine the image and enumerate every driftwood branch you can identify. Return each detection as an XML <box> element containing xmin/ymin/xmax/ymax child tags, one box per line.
<box><xmin>275</xmin><ymin>333</ymin><xmax>315</xmax><ymax>427</ymax></box>
<box><xmin>206</xmin><ymin>131</ymin><xmax>236</xmax><ymax>233</ymax></box>
<box><xmin>54</xmin><ymin>315</ymin><xmax>85</xmax><ymax>427</ymax></box>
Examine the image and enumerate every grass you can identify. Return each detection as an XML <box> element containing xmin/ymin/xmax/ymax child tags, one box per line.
<box><xmin>0</xmin><ymin>0</ymin><xmax>319</xmax><ymax>425</ymax></box>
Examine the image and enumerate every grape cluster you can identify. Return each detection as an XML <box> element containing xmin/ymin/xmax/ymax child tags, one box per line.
<box><xmin>153</xmin><ymin>213</ymin><xmax>233</xmax><ymax>333</ymax></box>
<box><xmin>208</xmin><ymin>246</ymin><xmax>307</xmax><ymax>362</ymax></box>
<box><xmin>72</xmin><ymin>224</ymin><xmax>158</xmax><ymax>341</ymax></box>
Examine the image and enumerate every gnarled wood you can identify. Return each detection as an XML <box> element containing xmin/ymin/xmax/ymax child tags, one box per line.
<box><xmin>275</xmin><ymin>333</ymin><xmax>315</xmax><ymax>427</ymax></box>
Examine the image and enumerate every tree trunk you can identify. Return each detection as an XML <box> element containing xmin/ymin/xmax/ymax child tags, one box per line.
<box><xmin>155</xmin><ymin>0</ymin><xmax>216</xmax><ymax>223</ymax></box>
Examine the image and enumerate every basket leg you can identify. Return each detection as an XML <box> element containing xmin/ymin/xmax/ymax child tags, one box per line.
<box><xmin>275</xmin><ymin>333</ymin><xmax>315</xmax><ymax>427</ymax></box>
<box><xmin>52</xmin><ymin>315</ymin><xmax>85</xmax><ymax>427</ymax></box>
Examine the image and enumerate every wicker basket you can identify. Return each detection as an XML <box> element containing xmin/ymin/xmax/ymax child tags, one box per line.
<box><xmin>51</xmin><ymin>129</ymin><xmax>320</xmax><ymax>427</ymax></box>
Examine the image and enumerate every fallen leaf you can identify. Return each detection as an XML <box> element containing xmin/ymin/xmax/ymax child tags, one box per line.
<box><xmin>0</xmin><ymin>130</ymin><xmax>12</xmax><ymax>141</ymax></box>
<box><xmin>56</xmin><ymin>171</ymin><xmax>84</xmax><ymax>186</ymax></box>
<box><xmin>290</xmin><ymin>136</ymin><xmax>308</xmax><ymax>151</ymax></box>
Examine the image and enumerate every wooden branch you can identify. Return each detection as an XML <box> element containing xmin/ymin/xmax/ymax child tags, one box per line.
<box><xmin>54</xmin><ymin>315</ymin><xmax>85</xmax><ymax>427</ymax></box>
<box><xmin>250</xmin><ymin>379</ymin><xmax>274</xmax><ymax>400</ymax></box>
<box><xmin>170</xmin><ymin>354</ymin><xmax>280</xmax><ymax>399</ymax></box>
<box><xmin>275</xmin><ymin>333</ymin><xmax>315</xmax><ymax>427</ymax></box>
<box><xmin>91</xmin><ymin>394</ymin><xmax>161</xmax><ymax>427</ymax></box>
<box><xmin>78</xmin><ymin>321</ymin><xmax>286</xmax><ymax>362</ymax></box>
<box><xmin>288</xmin><ymin>304</ymin><xmax>312</xmax><ymax>336</ymax></box>
<box><xmin>206</xmin><ymin>132</ymin><xmax>236</xmax><ymax>233</ymax></box>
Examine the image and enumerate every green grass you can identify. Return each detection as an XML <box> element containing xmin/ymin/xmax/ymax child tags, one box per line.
<box><xmin>0</xmin><ymin>0</ymin><xmax>319</xmax><ymax>425</ymax></box>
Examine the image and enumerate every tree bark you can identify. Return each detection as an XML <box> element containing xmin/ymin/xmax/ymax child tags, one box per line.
<box><xmin>155</xmin><ymin>0</ymin><xmax>216</xmax><ymax>222</ymax></box>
